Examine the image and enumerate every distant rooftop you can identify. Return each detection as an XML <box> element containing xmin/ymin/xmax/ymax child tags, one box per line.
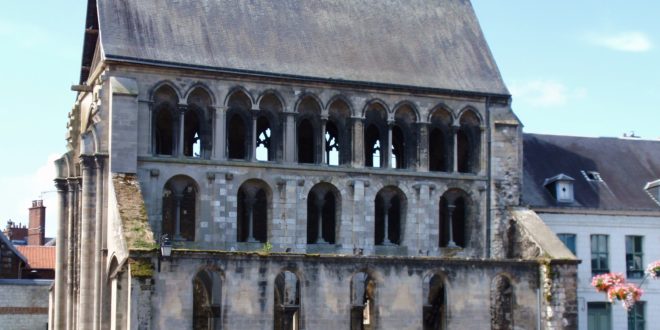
<box><xmin>523</xmin><ymin>133</ymin><xmax>660</xmax><ymax>212</ymax></box>
<box><xmin>16</xmin><ymin>246</ymin><xmax>56</xmax><ymax>270</ymax></box>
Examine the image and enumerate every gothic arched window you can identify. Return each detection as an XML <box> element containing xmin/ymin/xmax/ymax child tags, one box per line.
<box><xmin>491</xmin><ymin>275</ymin><xmax>514</xmax><ymax>330</ymax></box>
<box><xmin>237</xmin><ymin>180</ymin><xmax>269</xmax><ymax>243</ymax></box>
<box><xmin>374</xmin><ymin>187</ymin><xmax>405</xmax><ymax>245</ymax></box>
<box><xmin>193</xmin><ymin>269</ymin><xmax>222</xmax><ymax>330</ymax></box>
<box><xmin>423</xmin><ymin>274</ymin><xmax>447</xmax><ymax>330</ymax></box>
<box><xmin>274</xmin><ymin>271</ymin><xmax>300</xmax><ymax>330</ymax></box>
<box><xmin>350</xmin><ymin>272</ymin><xmax>376</xmax><ymax>330</ymax></box>
<box><xmin>306</xmin><ymin>184</ymin><xmax>339</xmax><ymax>244</ymax></box>
<box><xmin>439</xmin><ymin>189</ymin><xmax>469</xmax><ymax>248</ymax></box>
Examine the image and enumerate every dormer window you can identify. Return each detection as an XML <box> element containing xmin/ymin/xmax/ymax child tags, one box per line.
<box><xmin>543</xmin><ymin>174</ymin><xmax>575</xmax><ymax>203</ymax></box>
<box><xmin>644</xmin><ymin>179</ymin><xmax>660</xmax><ymax>206</ymax></box>
<box><xmin>582</xmin><ymin>170</ymin><xmax>603</xmax><ymax>182</ymax></box>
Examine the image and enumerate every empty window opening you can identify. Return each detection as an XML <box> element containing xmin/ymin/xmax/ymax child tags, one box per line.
<box><xmin>154</xmin><ymin>108</ymin><xmax>175</xmax><ymax>155</ymax></box>
<box><xmin>193</xmin><ymin>269</ymin><xmax>222</xmax><ymax>330</ymax></box>
<box><xmin>351</xmin><ymin>272</ymin><xmax>375</xmax><ymax>330</ymax></box>
<box><xmin>325</xmin><ymin>121</ymin><xmax>340</xmax><ymax>166</ymax></box>
<box><xmin>457</xmin><ymin>110</ymin><xmax>481</xmax><ymax>174</ymax></box>
<box><xmin>184</xmin><ymin>110</ymin><xmax>202</xmax><ymax>157</ymax></box>
<box><xmin>375</xmin><ymin>189</ymin><xmax>403</xmax><ymax>245</ymax></box>
<box><xmin>274</xmin><ymin>271</ymin><xmax>300</xmax><ymax>330</ymax></box>
<box><xmin>429</xmin><ymin>128</ymin><xmax>448</xmax><ymax>172</ymax></box>
<box><xmin>237</xmin><ymin>185</ymin><xmax>268</xmax><ymax>243</ymax></box>
<box><xmin>297</xmin><ymin>118</ymin><xmax>316</xmax><ymax>164</ymax></box>
<box><xmin>365</xmin><ymin>125</ymin><xmax>382</xmax><ymax>168</ymax></box>
<box><xmin>162</xmin><ymin>176</ymin><xmax>197</xmax><ymax>241</ymax></box>
<box><xmin>391</xmin><ymin>125</ymin><xmax>405</xmax><ymax>169</ymax></box>
<box><xmin>256</xmin><ymin>116</ymin><xmax>272</xmax><ymax>161</ymax></box>
<box><xmin>423</xmin><ymin>274</ymin><xmax>447</xmax><ymax>330</ymax></box>
<box><xmin>307</xmin><ymin>185</ymin><xmax>338</xmax><ymax>244</ymax></box>
<box><xmin>327</xmin><ymin>99</ymin><xmax>351</xmax><ymax>165</ymax></box>
<box><xmin>440</xmin><ymin>191</ymin><xmax>467</xmax><ymax>248</ymax></box>
<box><xmin>429</xmin><ymin>108</ymin><xmax>452</xmax><ymax>171</ymax></box>
<box><xmin>227</xmin><ymin>113</ymin><xmax>248</xmax><ymax>159</ymax></box>
<box><xmin>258</xmin><ymin>93</ymin><xmax>283</xmax><ymax>161</ymax></box>
<box><xmin>490</xmin><ymin>275</ymin><xmax>514</xmax><ymax>330</ymax></box>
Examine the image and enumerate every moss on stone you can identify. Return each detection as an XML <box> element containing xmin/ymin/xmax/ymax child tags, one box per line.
<box><xmin>113</xmin><ymin>173</ymin><xmax>156</xmax><ymax>250</ymax></box>
<box><xmin>129</xmin><ymin>258</ymin><xmax>154</xmax><ymax>278</ymax></box>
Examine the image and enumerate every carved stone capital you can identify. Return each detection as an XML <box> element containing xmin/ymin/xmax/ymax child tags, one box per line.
<box><xmin>79</xmin><ymin>154</ymin><xmax>96</xmax><ymax>169</ymax></box>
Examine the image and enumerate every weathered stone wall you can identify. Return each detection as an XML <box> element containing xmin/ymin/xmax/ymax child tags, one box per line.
<box><xmin>541</xmin><ymin>262</ymin><xmax>578</xmax><ymax>330</ymax></box>
<box><xmin>0</xmin><ymin>279</ymin><xmax>52</xmax><ymax>330</ymax></box>
<box><xmin>143</xmin><ymin>252</ymin><xmax>540</xmax><ymax>330</ymax></box>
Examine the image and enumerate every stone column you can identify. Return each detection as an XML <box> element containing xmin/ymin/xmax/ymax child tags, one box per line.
<box><xmin>351</xmin><ymin>117</ymin><xmax>364</xmax><ymax>167</ymax></box>
<box><xmin>213</xmin><ymin>106</ymin><xmax>227</xmax><ymax>160</ymax></box>
<box><xmin>78</xmin><ymin>155</ymin><xmax>96</xmax><ymax>329</ymax></box>
<box><xmin>178</xmin><ymin>105</ymin><xmax>186</xmax><ymax>157</ymax></box>
<box><xmin>65</xmin><ymin>178</ymin><xmax>77</xmax><ymax>330</ymax></box>
<box><xmin>446</xmin><ymin>204</ymin><xmax>457</xmax><ymax>248</ymax></box>
<box><xmin>246</xmin><ymin>193</ymin><xmax>257</xmax><ymax>242</ymax></box>
<box><xmin>320</xmin><ymin>117</ymin><xmax>327</xmax><ymax>165</ymax></box>
<box><xmin>251</xmin><ymin>108</ymin><xmax>259</xmax><ymax>161</ymax></box>
<box><xmin>382</xmin><ymin>198</ymin><xmax>391</xmax><ymax>245</ymax></box>
<box><xmin>174</xmin><ymin>193</ymin><xmax>183</xmax><ymax>240</ymax></box>
<box><xmin>417</xmin><ymin>122</ymin><xmax>429</xmax><ymax>171</ymax></box>
<box><xmin>385</xmin><ymin>121</ymin><xmax>393</xmax><ymax>169</ymax></box>
<box><xmin>284</xmin><ymin>112</ymin><xmax>296</xmax><ymax>163</ymax></box>
<box><xmin>451</xmin><ymin>125</ymin><xmax>459</xmax><ymax>172</ymax></box>
<box><xmin>93</xmin><ymin>155</ymin><xmax>105</xmax><ymax>330</ymax></box>
<box><xmin>53</xmin><ymin>178</ymin><xmax>68</xmax><ymax>330</ymax></box>
<box><xmin>315</xmin><ymin>194</ymin><xmax>326</xmax><ymax>243</ymax></box>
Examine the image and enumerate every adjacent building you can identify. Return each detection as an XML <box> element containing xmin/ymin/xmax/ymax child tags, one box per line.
<box><xmin>523</xmin><ymin>133</ymin><xmax>660</xmax><ymax>330</ymax></box>
<box><xmin>51</xmin><ymin>1</ymin><xmax>578</xmax><ymax>329</ymax></box>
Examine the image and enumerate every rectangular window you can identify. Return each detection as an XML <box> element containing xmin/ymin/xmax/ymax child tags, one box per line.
<box><xmin>588</xmin><ymin>302</ymin><xmax>611</xmax><ymax>330</ymax></box>
<box><xmin>591</xmin><ymin>235</ymin><xmax>609</xmax><ymax>275</ymax></box>
<box><xmin>628</xmin><ymin>301</ymin><xmax>645</xmax><ymax>330</ymax></box>
<box><xmin>626</xmin><ymin>236</ymin><xmax>644</xmax><ymax>279</ymax></box>
<box><xmin>557</xmin><ymin>233</ymin><xmax>576</xmax><ymax>255</ymax></box>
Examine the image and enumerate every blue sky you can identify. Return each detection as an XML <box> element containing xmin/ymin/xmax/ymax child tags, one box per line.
<box><xmin>0</xmin><ymin>1</ymin><xmax>657</xmax><ymax>237</ymax></box>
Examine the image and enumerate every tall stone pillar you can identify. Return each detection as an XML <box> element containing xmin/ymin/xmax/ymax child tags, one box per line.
<box><xmin>250</xmin><ymin>108</ymin><xmax>259</xmax><ymax>161</ymax></box>
<box><xmin>54</xmin><ymin>178</ymin><xmax>68</xmax><ymax>330</ymax></box>
<box><xmin>284</xmin><ymin>112</ymin><xmax>296</xmax><ymax>163</ymax></box>
<box><xmin>78</xmin><ymin>155</ymin><xmax>97</xmax><ymax>329</ymax></box>
<box><xmin>417</xmin><ymin>122</ymin><xmax>429</xmax><ymax>171</ymax></box>
<box><xmin>351</xmin><ymin>117</ymin><xmax>364</xmax><ymax>167</ymax></box>
<box><xmin>93</xmin><ymin>155</ymin><xmax>106</xmax><ymax>330</ymax></box>
<box><xmin>213</xmin><ymin>106</ymin><xmax>227</xmax><ymax>160</ymax></box>
<box><xmin>178</xmin><ymin>106</ymin><xmax>186</xmax><ymax>157</ymax></box>
<box><xmin>451</xmin><ymin>125</ymin><xmax>459</xmax><ymax>172</ymax></box>
<box><xmin>320</xmin><ymin>117</ymin><xmax>327</xmax><ymax>164</ymax></box>
<box><xmin>65</xmin><ymin>178</ymin><xmax>77</xmax><ymax>330</ymax></box>
<box><xmin>385</xmin><ymin>121</ymin><xmax>393</xmax><ymax>169</ymax></box>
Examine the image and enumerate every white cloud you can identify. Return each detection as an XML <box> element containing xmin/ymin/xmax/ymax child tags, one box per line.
<box><xmin>0</xmin><ymin>154</ymin><xmax>61</xmax><ymax>238</ymax></box>
<box><xmin>510</xmin><ymin>80</ymin><xmax>586</xmax><ymax>108</ymax></box>
<box><xmin>588</xmin><ymin>31</ymin><xmax>652</xmax><ymax>52</ymax></box>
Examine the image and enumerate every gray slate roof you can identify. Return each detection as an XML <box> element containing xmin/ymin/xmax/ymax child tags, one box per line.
<box><xmin>92</xmin><ymin>0</ymin><xmax>508</xmax><ymax>95</ymax></box>
<box><xmin>523</xmin><ymin>133</ymin><xmax>660</xmax><ymax>211</ymax></box>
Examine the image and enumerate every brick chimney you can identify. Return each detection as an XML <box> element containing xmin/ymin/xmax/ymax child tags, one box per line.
<box><xmin>27</xmin><ymin>200</ymin><xmax>46</xmax><ymax>245</ymax></box>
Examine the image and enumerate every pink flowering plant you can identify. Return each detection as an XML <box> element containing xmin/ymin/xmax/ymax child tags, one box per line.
<box><xmin>647</xmin><ymin>260</ymin><xmax>660</xmax><ymax>279</ymax></box>
<box><xmin>591</xmin><ymin>273</ymin><xmax>625</xmax><ymax>292</ymax></box>
<box><xmin>591</xmin><ymin>260</ymin><xmax>659</xmax><ymax>310</ymax></box>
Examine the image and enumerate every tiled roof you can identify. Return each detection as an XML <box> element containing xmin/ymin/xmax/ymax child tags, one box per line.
<box><xmin>15</xmin><ymin>246</ymin><xmax>56</xmax><ymax>270</ymax></box>
<box><xmin>523</xmin><ymin>133</ymin><xmax>660</xmax><ymax>211</ymax></box>
<box><xmin>83</xmin><ymin>0</ymin><xmax>509</xmax><ymax>95</ymax></box>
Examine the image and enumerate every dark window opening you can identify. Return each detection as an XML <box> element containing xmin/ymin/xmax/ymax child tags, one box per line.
<box><xmin>587</xmin><ymin>302</ymin><xmax>611</xmax><ymax>330</ymax></box>
<box><xmin>423</xmin><ymin>274</ymin><xmax>447</xmax><ymax>330</ymax></box>
<box><xmin>227</xmin><ymin>113</ymin><xmax>248</xmax><ymax>160</ymax></box>
<box><xmin>237</xmin><ymin>186</ymin><xmax>268</xmax><ymax>243</ymax></box>
<box><xmin>628</xmin><ymin>302</ymin><xmax>645</xmax><ymax>330</ymax></box>
<box><xmin>375</xmin><ymin>190</ymin><xmax>402</xmax><ymax>245</ymax></box>
<box><xmin>327</xmin><ymin>99</ymin><xmax>351</xmax><ymax>165</ymax></box>
<box><xmin>162</xmin><ymin>176</ymin><xmax>197</xmax><ymax>241</ymax></box>
<box><xmin>184</xmin><ymin>110</ymin><xmax>202</xmax><ymax>157</ymax></box>
<box><xmin>456</xmin><ymin>130</ymin><xmax>470</xmax><ymax>173</ymax></box>
<box><xmin>440</xmin><ymin>194</ymin><xmax>466</xmax><ymax>248</ymax></box>
<box><xmin>351</xmin><ymin>272</ymin><xmax>375</xmax><ymax>330</ymax></box>
<box><xmin>591</xmin><ymin>234</ymin><xmax>609</xmax><ymax>275</ymax></box>
<box><xmin>490</xmin><ymin>275</ymin><xmax>514</xmax><ymax>330</ymax></box>
<box><xmin>626</xmin><ymin>236</ymin><xmax>644</xmax><ymax>279</ymax></box>
<box><xmin>457</xmin><ymin>111</ymin><xmax>481</xmax><ymax>174</ymax></box>
<box><xmin>391</xmin><ymin>125</ymin><xmax>405</xmax><ymax>169</ymax></box>
<box><xmin>297</xmin><ymin>118</ymin><xmax>316</xmax><ymax>164</ymax></box>
<box><xmin>429</xmin><ymin>128</ymin><xmax>448</xmax><ymax>172</ymax></box>
<box><xmin>256</xmin><ymin>116</ymin><xmax>272</xmax><ymax>161</ymax></box>
<box><xmin>193</xmin><ymin>270</ymin><xmax>222</xmax><ymax>330</ymax></box>
<box><xmin>557</xmin><ymin>233</ymin><xmax>577</xmax><ymax>255</ymax></box>
<box><xmin>307</xmin><ymin>187</ymin><xmax>337</xmax><ymax>244</ymax></box>
<box><xmin>365</xmin><ymin>125</ymin><xmax>382</xmax><ymax>168</ymax></box>
<box><xmin>274</xmin><ymin>271</ymin><xmax>300</xmax><ymax>330</ymax></box>
<box><xmin>325</xmin><ymin>121</ymin><xmax>340</xmax><ymax>166</ymax></box>
<box><xmin>154</xmin><ymin>108</ymin><xmax>175</xmax><ymax>155</ymax></box>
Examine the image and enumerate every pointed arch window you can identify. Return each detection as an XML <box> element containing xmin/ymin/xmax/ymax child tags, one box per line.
<box><xmin>351</xmin><ymin>272</ymin><xmax>376</xmax><ymax>330</ymax></box>
<box><xmin>274</xmin><ymin>271</ymin><xmax>300</xmax><ymax>330</ymax></box>
<box><xmin>375</xmin><ymin>188</ymin><xmax>405</xmax><ymax>245</ymax></box>
<box><xmin>193</xmin><ymin>269</ymin><xmax>222</xmax><ymax>330</ymax></box>
<box><xmin>491</xmin><ymin>275</ymin><xmax>514</xmax><ymax>330</ymax></box>
<box><xmin>423</xmin><ymin>274</ymin><xmax>447</xmax><ymax>330</ymax></box>
<box><xmin>152</xmin><ymin>85</ymin><xmax>179</xmax><ymax>156</ymax></box>
<box><xmin>429</xmin><ymin>108</ymin><xmax>452</xmax><ymax>172</ymax></box>
<box><xmin>226</xmin><ymin>91</ymin><xmax>252</xmax><ymax>160</ymax></box>
<box><xmin>457</xmin><ymin>110</ymin><xmax>481</xmax><ymax>174</ymax></box>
